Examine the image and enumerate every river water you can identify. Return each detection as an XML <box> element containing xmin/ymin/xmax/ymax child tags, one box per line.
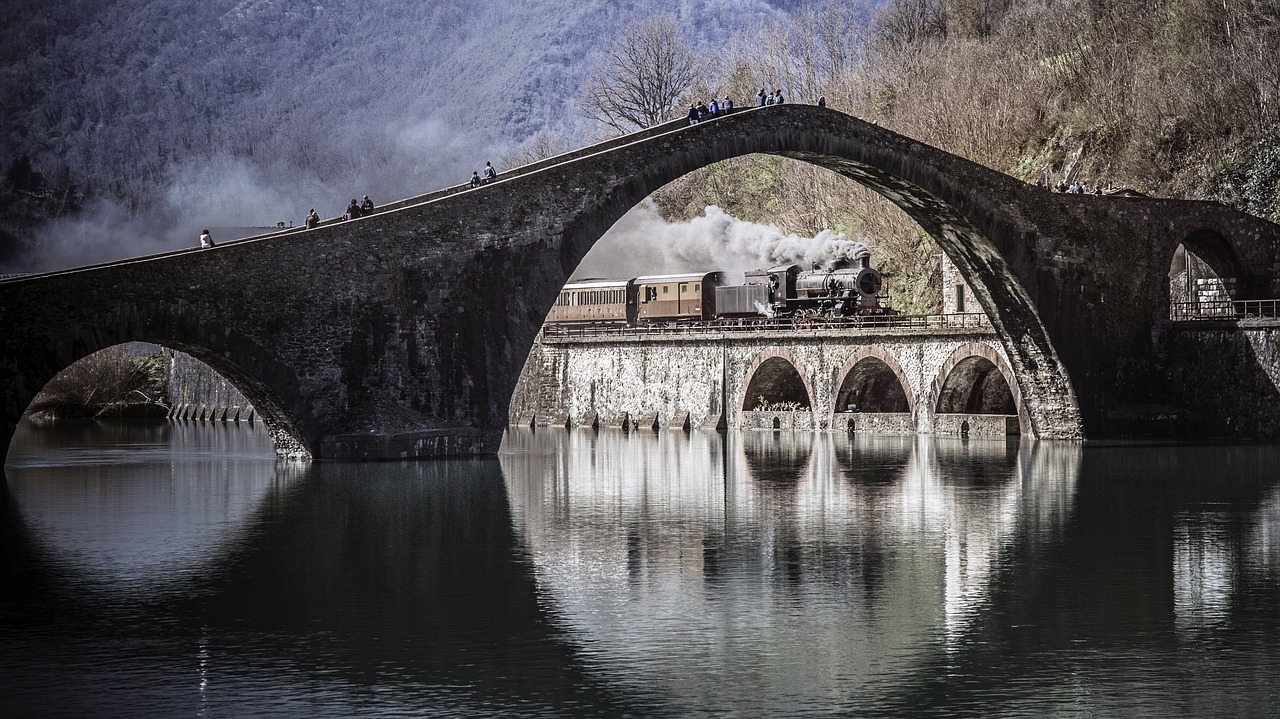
<box><xmin>3</xmin><ymin>420</ymin><xmax>1280</xmax><ymax>717</ymax></box>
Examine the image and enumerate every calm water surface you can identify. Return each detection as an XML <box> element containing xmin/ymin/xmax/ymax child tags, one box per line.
<box><xmin>3</xmin><ymin>420</ymin><xmax>1280</xmax><ymax>717</ymax></box>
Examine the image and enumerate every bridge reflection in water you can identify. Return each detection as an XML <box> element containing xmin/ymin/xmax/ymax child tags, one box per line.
<box><xmin>9</xmin><ymin>422</ymin><xmax>1280</xmax><ymax>716</ymax></box>
<box><xmin>500</xmin><ymin>428</ymin><xmax>1080</xmax><ymax>710</ymax></box>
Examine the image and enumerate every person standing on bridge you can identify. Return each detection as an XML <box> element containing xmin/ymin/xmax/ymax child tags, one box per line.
<box><xmin>708</xmin><ymin>98</ymin><xmax>719</xmax><ymax>117</ymax></box>
<box><xmin>345</xmin><ymin>198</ymin><xmax>361</xmax><ymax>220</ymax></box>
<box><xmin>774</xmin><ymin>89</ymin><xmax>785</xmax><ymax>104</ymax></box>
<box><xmin>723</xmin><ymin>96</ymin><xmax>733</xmax><ymax>113</ymax></box>
<box><xmin>199</xmin><ymin>229</ymin><xmax>215</xmax><ymax>248</ymax></box>
<box><xmin>756</xmin><ymin>87</ymin><xmax>766</xmax><ymax>106</ymax></box>
<box><xmin>483</xmin><ymin>162</ymin><xmax>497</xmax><ymax>183</ymax></box>
<box><xmin>817</xmin><ymin>95</ymin><xmax>826</xmax><ymax>108</ymax></box>
<box><xmin>360</xmin><ymin>195</ymin><xmax>374</xmax><ymax>214</ymax></box>
<box><xmin>687</xmin><ymin>104</ymin><xmax>699</xmax><ymax>124</ymax></box>
<box><xmin>305</xmin><ymin>209</ymin><xmax>319</xmax><ymax>228</ymax></box>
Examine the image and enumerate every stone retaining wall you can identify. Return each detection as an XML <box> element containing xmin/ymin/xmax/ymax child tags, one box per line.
<box><xmin>1162</xmin><ymin>323</ymin><xmax>1280</xmax><ymax>438</ymax></box>
<box><xmin>166</xmin><ymin>349</ymin><xmax>256</xmax><ymax>423</ymax></box>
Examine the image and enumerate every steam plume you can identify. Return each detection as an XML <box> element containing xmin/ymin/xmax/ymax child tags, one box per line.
<box><xmin>573</xmin><ymin>201</ymin><xmax>870</xmax><ymax>281</ymax></box>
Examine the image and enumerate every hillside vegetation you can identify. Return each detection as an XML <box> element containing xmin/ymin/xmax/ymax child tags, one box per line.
<box><xmin>644</xmin><ymin>0</ymin><xmax>1280</xmax><ymax>312</ymax></box>
<box><xmin>0</xmin><ymin>0</ymin><xmax>789</xmax><ymax>267</ymax></box>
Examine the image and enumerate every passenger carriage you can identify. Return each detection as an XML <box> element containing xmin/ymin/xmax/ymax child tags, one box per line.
<box><xmin>546</xmin><ymin>278</ymin><xmax>635</xmax><ymax>325</ymax></box>
<box><xmin>633</xmin><ymin>272</ymin><xmax>723</xmax><ymax>322</ymax></box>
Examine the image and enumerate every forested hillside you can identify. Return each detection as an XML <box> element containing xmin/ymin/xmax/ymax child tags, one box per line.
<box><xmin>636</xmin><ymin>0</ymin><xmax>1280</xmax><ymax>312</ymax></box>
<box><xmin>0</xmin><ymin>0</ymin><xmax>790</xmax><ymax>269</ymax></box>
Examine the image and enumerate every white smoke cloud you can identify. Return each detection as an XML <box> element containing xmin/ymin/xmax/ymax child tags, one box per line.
<box><xmin>165</xmin><ymin>155</ymin><xmax>305</xmax><ymax>230</ymax></box>
<box><xmin>5</xmin><ymin>198</ymin><xmax>180</xmax><ymax>274</ymax></box>
<box><xmin>573</xmin><ymin>201</ymin><xmax>869</xmax><ymax>282</ymax></box>
<box><xmin>3</xmin><ymin>120</ymin><xmax>508</xmax><ymax>274</ymax></box>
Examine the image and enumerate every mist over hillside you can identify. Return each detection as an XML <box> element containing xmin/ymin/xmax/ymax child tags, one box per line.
<box><xmin>0</xmin><ymin>0</ymin><xmax>795</xmax><ymax>271</ymax></box>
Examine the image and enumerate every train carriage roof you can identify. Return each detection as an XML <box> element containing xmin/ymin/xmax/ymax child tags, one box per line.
<box><xmin>560</xmin><ymin>278</ymin><xmax>634</xmax><ymax>291</ymax></box>
<box><xmin>632</xmin><ymin>272</ymin><xmax>722</xmax><ymax>284</ymax></box>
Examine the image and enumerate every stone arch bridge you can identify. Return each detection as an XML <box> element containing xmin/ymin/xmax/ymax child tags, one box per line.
<box><xmin>2</xmin><ymin>105</ymin><xmax>1278</xmax><ymax>461</ymax></box>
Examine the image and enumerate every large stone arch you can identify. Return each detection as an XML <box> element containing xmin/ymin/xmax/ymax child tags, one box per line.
<box><xmin>929</xmin><ymin>343</ymin><xmax>1029</xmax><ymax>435</ymax></box>
<box><xmin>545</xmin><ymin>108</ymin><xmax>1081</xmax><ymax>441</ymax></box>
<box><xmin>831</xmin><ymin>346</ymin><xmax>914</xmax><ymax>420</ymax></box>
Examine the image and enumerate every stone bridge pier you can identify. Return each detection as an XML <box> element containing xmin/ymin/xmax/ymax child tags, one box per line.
<box><xmin>3</xmin><ymin>105</ymin><xmax>1280</xmax><ymax>461</ymax></box>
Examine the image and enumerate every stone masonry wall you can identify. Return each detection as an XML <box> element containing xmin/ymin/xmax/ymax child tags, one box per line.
<box><xmin>510</xmin><ymin>326</ymin><xmax>1018</xmax><ymax>436</ymax></box>
<box><xmin>166</xmin><ymin>349</ymin><xmax>256</xmax><ymax>422</ymax></box>
<box><xmin>1162</xmin><ymin>324</ymin><xmax>1280</xmax><ymax>438</ymax></box>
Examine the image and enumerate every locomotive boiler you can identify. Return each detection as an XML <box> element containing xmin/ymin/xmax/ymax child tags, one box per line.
<box><xmin>716</xmin><ymin>262</ymin><xmax>892</xmax><ymax>320</ymax></box>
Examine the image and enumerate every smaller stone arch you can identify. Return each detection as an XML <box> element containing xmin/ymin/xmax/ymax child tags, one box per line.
<box><xmin>832</xmin><ymin>346</ymin><xmax>914</xmax><ymax>415</ymax></box>
<box><xmin>740</xmin><ymin>347</ymin><xmax>815</xmax><ymax>411</ymax></box>
<box><xmin>738</xmin><ymin>347</ymin><xmax>816</xmax><ymax>430</ymax></box>
<box><xmin>930</xmin><ymin>342</ymin><xmax>1028</xmax><ymax>436</ymax></box>
<box><xmin>1168</xmin><ymin>226</ymin><xmax>1243</xmax><ymax>320</ymax></box>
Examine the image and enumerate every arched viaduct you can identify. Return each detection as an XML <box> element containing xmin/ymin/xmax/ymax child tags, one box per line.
<box><xmin>511</xmin><ymin>326</ymin><xmax>1024</xmax><ymax>438</ymax></box>
<box><xmin>2</xmin><ymin>105</ymin><xmax>1279</xmax><ymax>461</ymax></box>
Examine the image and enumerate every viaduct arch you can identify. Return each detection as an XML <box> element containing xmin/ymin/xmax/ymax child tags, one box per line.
<box><xmin>832</xmin><ymin>346</ymin><xmax>915</xmax><ymax>418</ymax></box>
<box><xmin>3</xmin><ymin>105</ymin><xmax>1279</xmax><ymax>461</ymax></box>
<box><xmin>930</xmin><ymin>342</ymin><xmax>1028</xmax><ymax>435</ymax></box>
<box><xmin>741</xmin><ymin>346</ymin><xmax>815</xmax><ymax>412</ymax></box>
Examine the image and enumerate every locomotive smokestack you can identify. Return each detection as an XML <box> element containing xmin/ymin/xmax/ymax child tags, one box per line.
<box><xmin>820</xmin><ymin>243</ymin><xmax>870</xmax><ymax>272</ymax></box>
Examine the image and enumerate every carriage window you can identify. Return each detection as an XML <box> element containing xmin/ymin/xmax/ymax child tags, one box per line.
<box><xmin>680</xmin><ymin>284</ymin><xmax>688</xmax><ymax>294</ymax></box>
<box><xmin>695</xmin><ymin>284</ymin><xmax>700</xmax><ymax>293</ymax></box>
<box><xmin>663</xmin><ymin>286</ymin><xmax>669</xmax><ymax>295</ymax></box>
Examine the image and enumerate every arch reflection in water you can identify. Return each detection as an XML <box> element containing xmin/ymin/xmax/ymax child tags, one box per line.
<box><xmin>4</xmin><ymin>418</ymin><xmax>291</xmax><ymax>597</ymax></box>
<box><xmin>501</xmin><ymin>428</ymin><xmax>1080</xmax><ymax>711</ymax></box>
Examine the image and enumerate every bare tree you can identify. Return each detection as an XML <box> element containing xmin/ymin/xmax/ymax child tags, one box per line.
<box><xmin>582</xmin><ymin>14</ymin><xmax>698</xmax><ymax>133</ymax></box>
<box><xmin>873</xmin><ymin>0</ymin><xmax>947</xmax><ymax>52</ymax></box>
<box><xmin>500</xmin><ymin>130</ymin><xmax>574</xmax><ymax>170</ymax></box>
<box><xmin>25</xmin><ymin>344</ymin><xmax>166</xmax><ymax>419</ymax></box>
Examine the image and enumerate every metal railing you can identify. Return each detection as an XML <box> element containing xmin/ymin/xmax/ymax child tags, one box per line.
<box><xmin>541</xmin><ymin>312</ymin><xmax>992</xmax><ymax>338</ymax></box>
<box><xmin>1170</xmin><ymin>299</ymin><xmax>1280</xmax><ymax>321</ymax></box>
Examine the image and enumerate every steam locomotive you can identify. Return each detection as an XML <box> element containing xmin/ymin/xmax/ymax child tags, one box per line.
<box><xmin>546</xmin><ymin>255</ymin><xmax>895</xmax><ymax>326</ymax></box>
